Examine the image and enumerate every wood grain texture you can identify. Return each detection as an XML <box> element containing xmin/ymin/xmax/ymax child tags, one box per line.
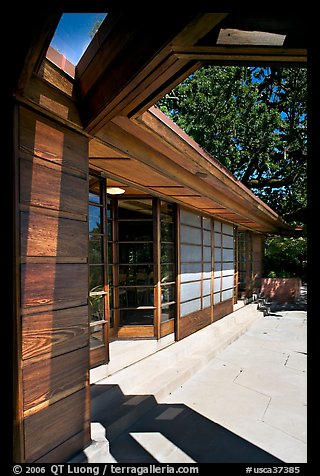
<box><xmin>20</xmin><ymin>157</ymin><xmax>87</xmax><ymax>215</ymax></box>
<box><xmin>22</xmin><ymin>306</ymin><xmax>88</xmax><ymax>361</ymax></box>
<box><xmin>24</xmin><ymin>73</ymin><xmax>81</xmax><ymax>126</ymax></box>
<box><xmin>19</xmin><ymin>106</ymin><xmax>87</xmax><ymax>173</ymax></box>
<box><xmin>20</xmin><ymin>210</ymin><xmax>87</xmax><ymax>258</ymax></box>
<box><xmin>212</xmin><ymin>298</ymin><xmax>233</xmax><ymax>323</ymax></box>
<box><xmin>23</xmin><ymin>347</ymin><xmax>89</xmax><ymax>412</ymax></box>
<box><xmin>116</xmin><ymin>326</ymin><xmax>155</xmax><ymax>338</ymax></box>
<box><xmin>179</xmin><ymin>307</ymin><xmax>211</xmax><ymax>340</ymax></box>
<box><xmin>21</xmin><ymin>263</ymin><xmax>88</xmax><ymax>310</ymax></box>
<box><xmin>38</xmin><ymin>59</ymin><xmax>75</xmax><ymax>97</ymax></box>
<box><xmin>33</xmin><ymin>429</ymin><xmax>90</xmax><ymax>463</ymax></box>
<box><xmin>24</xmin><ymin>387</ymin><xmax>90</xmax><ymax>462</ymax></box>
<box><xmin>160</xmin><ymin>319</ymin><xmax>174</xmax><ymax>337</ymax></box>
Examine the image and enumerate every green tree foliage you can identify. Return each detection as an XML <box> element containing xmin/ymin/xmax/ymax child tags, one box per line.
<box><xmin>157</xmin><ymin>66</ymin><xmax>307</xmax><ymax>225</ymax></box>
<box><xmin>264</xmin><ymin>236</ymin><xmax>307</xmax><ymax>281</ymax></box>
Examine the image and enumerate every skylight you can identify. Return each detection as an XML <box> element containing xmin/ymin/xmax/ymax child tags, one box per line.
<box><xmin>49</xmin><ymin>13</ymin><xmax>107</xmax><ymax>66</ymax></box>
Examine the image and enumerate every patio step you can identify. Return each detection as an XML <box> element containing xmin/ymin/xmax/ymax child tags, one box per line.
<box><xmin>70</xmin><ymin>303</ymin><xmax>261</xmax><ymax>462</ymax></box>
<box><xmin>91</xmin><ymin>304</ymin><xmax>261</xmax><ymax>443</ymax></box>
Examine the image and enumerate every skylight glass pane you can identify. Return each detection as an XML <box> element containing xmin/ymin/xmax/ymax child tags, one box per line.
<box><xmin>50</xmin><ymin>13</ymin><xmax>107</xmax><ymax>66</ymax></box>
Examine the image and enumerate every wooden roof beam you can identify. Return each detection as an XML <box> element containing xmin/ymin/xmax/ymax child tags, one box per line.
<box><xmin>172</xmin><ymin>45</ymin><xmax>307</xmax><ymax>65</ymax></box>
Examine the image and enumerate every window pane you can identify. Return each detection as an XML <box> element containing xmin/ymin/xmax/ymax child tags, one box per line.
<box><xmin>161</xmin><ymin>221</ymin><xmax>174</xmax><ymax>241</ymax></box>
<box><xmin>108</xmin><ymin>243</ymin><xmax>113</xmax><ymax>263</ymax></box>
<box><xmin>89</xmin><ymin>265</ymin><xmax>104</xmax><ymax>291</ymax></box>
<box><xmin>161</xmin><ymin>284</ymin><xmax>175</xmax><ymax>303</ymax></box>
<box><xmin>181</xmin><ymin>244</ymin><xmax>202</xmax><ymax>262</ymax></box>
<box><xmin>118</xmin><ymin>199</ymin><xmax>153</xmax><ymax>219</ymax></box>
<box><xmin>107</xmin><ymin>221</ymin><xmax>112</xmax><ymax>241</ymax></box>
<box><xmin>89</xmin><ymin>236</ymin><xmax>103</xmax><ymax>264</ymax></box>
<box><xmin>161</xmin><ymin>303</ymin><xmax>175</xmax><ymax>322</ymax></box>
<box><xmin>90</xmin><ymin>324</ymin><xmax>105</xmax><ymax>349</ymax></box>
<box><xmin>89</xmin><ymin>175</ymin><xmax>101</xmax><ymax>204</ymax></box>
<box><xmin>89</xmin><ymin>293</ymin><xmax>105</xmax><ymax>322</ymax></box>
<box><xmin>120</xmin><ymin>309</ymin><xmax>154</xmax><ymax>326</ymax></box>
<box><xmin>89</xmin><ymin>205</ymin><xmax>102</xmax><ymax>233</ymax></box>
<box><xmin>118</xmin><ymin>220</ymin><xmax>153</xmax><ymax>241</ymax></box>
<box><xmin>119</xmin><ymin>243</ymin><xmax>153</xmax><ymax>263</ymax></box>
<box><xmin>181</xmin><ymin>262</ymin><xmax>202</xmax><ymax>282</ymax></box>
<box><xmin>161</xmin><ymin>264</ymin><xmax>175</xmax><ymax>283</ymax></box>
<box><xmin>161</xmin><ymin>243</ymin><xmax>175</xmax><ymax>263</ymax></box>
<box><xmin>118</xmin><ymin>287</ymin><xmax>154</xmax><ymax>307</ymax></box>
<box><xmin>108</xmin><ymin>265</ymin><xmax>113</xmax><ymax>285</ymax></box>
<box><xmin>119</xmin><ymin>265</ymin><xmax>154</xmax><ymax>285</ymax></box>
<box><xmin>160</xmin><ymin>201</ymin><xmax>174</xmax><ymax>221</ymax></box>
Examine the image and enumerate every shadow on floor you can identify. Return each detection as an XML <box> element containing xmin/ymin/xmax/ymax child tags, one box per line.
<box><xmin>91</xmin><ymin>384</ymin><xmax>282</xmax><ymax>464</ymax></box>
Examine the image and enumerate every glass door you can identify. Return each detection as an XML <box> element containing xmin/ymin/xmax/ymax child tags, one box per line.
<box><xmin>88</xmin><ymin>174</ymin><xmax>109</xmax><ymax>368</ymax></box>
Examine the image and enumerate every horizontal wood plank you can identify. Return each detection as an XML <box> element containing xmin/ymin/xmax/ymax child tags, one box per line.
<box><xmin>38</xmin><ymin>59</ymin><xmax>75</xmax><ymax>97</ymax></box>
<box><xmin>24</xmin><ymin>387</ymin><xmax>90</xmax><ymax>462</ymax></box>
<box><xmin>22</xmin><ymin>306</ymin><xmax>88</xmax><ymax>361</ymax></box>
<box><xmin>116</xmin><ymin>326</ymin><xmax>155</xmax><ymax>338</ymax></box>
<box><xmin>24</xmin><ymin>73</ymin><xmax>81</xmax><ymax>126</ymax></box>
<box><xmin>23</xmin><ymin>347</ymin><xmax>89</xmax><ymax>412</ymax></box>
<box><xmin>213</xmin><ymin>298</ymin><xmax>233</xmax><ymax>322</ymax></box>
<box><xmin>179</xmin><ymin>307</ymin><xmax>211</xmax><ymax>340</ymax></box>
<box><xmin>20</xmin><ymin>210</ymin><xmax>87</xmax><ymax>258</ymax></box>
<box><xmin>160</xmin><ymin>319</ymin><xmax>175</xmax><ymax>337</ymax></box>
<box><xmin>19</xmin><ymin>106</ymin><xmax>87</xmax><ymax>173</ymax></box>
<box><xmin>34</xmin><ymin>429</ymin><xmax>90</xmax><ymax>463</ymax></box>
<box><xmin>21</xmin><ymin>263</ymin><xmax>88</xmax><ymax>310</ymax></box>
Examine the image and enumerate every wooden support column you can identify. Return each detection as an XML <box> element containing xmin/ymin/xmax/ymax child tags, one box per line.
<box><xmin>14</xmin><ymin>104</ymin><xmax>90</xmax><ymax>463</ymax></box>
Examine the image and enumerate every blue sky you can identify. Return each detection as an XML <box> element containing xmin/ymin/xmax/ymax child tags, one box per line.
<box><xmin>50</xmin><ymin>13</ymin><xmax>107</xmax><ymax>65</ymax></box>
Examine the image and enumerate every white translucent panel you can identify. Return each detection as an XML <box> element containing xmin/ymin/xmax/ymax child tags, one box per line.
<box><xmin>213</xmin><ymin>292</ymin><xmax>221</xmax><ymax>304</ymax></box>
<box><xmin>222</xmin><ymin>248</ymin><xmax>234</xmax><ymax>261</ymax></box>
<box><xmin>180</xmin><ymin>263</ymin><xmax>202</xmax><ymax>283</ymax></box>
<box><xmin>214</xmin><ymin>262</ymin><xmax>222</xmax><ymax>272</ymax></box>
<box><xmin>180</xmin><ymin>298</ymin><xmax>201</xmax><ymax>317</ymax></box>
<box><xmin>214</xmin><ymin>277</ymin><xmax>221</xmax><ymax>292</ymax></box>
<box><xmin>203</xmin><ymin>262</ymin><xmax>212</xmax><ymax>273</ymax></box>
<box><xmin>180</xmin><ymin>209</ymin><xmax>201</xmax><ymax>227</ymax></box>
<box><xmin>214</xmin><ymin>247</ymin><xmax>222</xmax><ymax>261</ymax></box>
<box><xmin>214</xmin><ymin>270</ymin><xmax>221</xmax><ymax>279</ymax></box>
<box><xmin>180</xmin><ymin>281</ymin><xmax>202</xmax><ymax>302</ymax></box>
<box><xmin>222</xmin><ymin>261</ymin><xmax>234</xmax><ymax>274</ymax></box>
<box><xmin>222</xmin><ymin>222</ymin><xmax>234</xmax><ymax>235</ymax></box>
<box><xmin>214</xmin><ymin>220</ymin><xmax>222</xmax><ymax>232</ymax></box>
<box><xmin>222</xmin><ymin>289</ymin><xmax>233</xmax><ymax>301</ymax></box>
<box><xmin>181</xmin><ymin>271</ymin><xmax>202</xmax><ymax>283</ymax></box>
<box><xmin>214</xmin><ymin>232</ymin><xmax>222</xmax><ymax>247</ymax></box>
<box><xmin>203</xmin><ymin>279</ymin><xmax>211</xmax><ymax>295</ymax></box>
<box><xmin>222</xmin><ymin>275</ymin><xmax>234</xmax><ymax>290</ymax></box>
<box><xmin>203</xmin><ymin>217</ymin><xmax>211</xmax><ymax>230</ymax></box>
<box><xmin>180</xmin><ymin>224</ymin><xmax>202</xmax><ymax>244</ymax></box>
<box><xmin>202</xmin><ymin>295</ymin><xmax>211</xmax><ymax>308</ymax></box>
<box><xmin>203</xmin><ymin>246</ymin><xmax>212</xmax><ymax>262</ymax></box>
<box><xmin>203</xmin><ymin>271</ymin><xmax>212</xmax><ymax>280</ymax></box>
<box><xmin>181</xmin><ymin>244</ymin><xmax>202</xmax><ymax>262</ymax></box>
<box><xmin>222</xmin><ymin>234</ymin><xmax>234</xmax><ymax>249</ymax></box>
<box><xmin>222</xmin><ymin>267</ymin><xmax>234</xmax><ymax>277</ymax></box>
<box><xmin>203</xmin><ymin>230</ymin><xmax>211</xmax><ymax>246</ymax></box>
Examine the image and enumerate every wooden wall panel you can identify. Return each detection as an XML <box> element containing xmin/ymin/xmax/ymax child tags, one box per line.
<box><xmin>20</xmin><ymin>158</ymin><xmax>87</xmax><ymax>216</ymax></box>
<box><xmin>252</xmin><ymin>233</ymin><xmax>263</xmax><ymax>291</ymax></box>
<box><xmin>23</xmin><ymin>347</ymin><xmax>88</xmax><ymax>413</ymax></box>
<box><xmin>16</xmin><ymin>104</ymin><xmax>90</xmax><ymax>463</ymax></box>
<box><xmin>20</xmin><ymin>210</ymin><xmax>87</xmax><ymax>257</ymax></box>
<box><xmin>160</xmin><ymin>319</ymin><xmax>175</xmax><ymax>337</ymax></box>
<box><xmin>24</xmin><ymin>388</ymin><xmax>90</xmax><ymax>463</ymax></box>
<box><xmin>213</xmin><ymin>298</ymin><xmax>233</xmax><ymax>323</ymax></box>
<box><xmin>179</xmin><ymin>307</ymin><xmax>211</xmax><ymax>340</ymax></box>
<box><xmin>21</xmin><ymin>263</ymin><xmax>88</xmax><ymax>311</ymax></box>
<box><xmin>22</xmin><ymin>306</ymin><xmax>88</xmax><ymax>361</ymax></box>
<box><xmin>19</xmin><ymin>107</ymin><xmax>87</xmax><ymax>173</ymax></box>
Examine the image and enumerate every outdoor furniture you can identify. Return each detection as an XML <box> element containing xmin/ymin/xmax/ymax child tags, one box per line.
<box><xmin>257</xmin><ymin>292</ymin><xmax>273</xmax><ymax>316</ymax></box>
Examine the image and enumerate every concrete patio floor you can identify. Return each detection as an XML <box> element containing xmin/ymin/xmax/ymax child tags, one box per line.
<box><xmin>77</xmin><ymin>294</ymin><xmax>307</xmax><ymax>464</ymax></box>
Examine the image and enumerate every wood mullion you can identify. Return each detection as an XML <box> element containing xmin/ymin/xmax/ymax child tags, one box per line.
<box><xmin>210</xmin><ymin>218</ymin><xmax>214</xmax><ymax>323</ymax></box>
<box><xmin>101</xmin><ymin>178</ymin><xmax>109</xmax><ymax>363</ymax></box>
<box><xmin>154</xmin><ymin>198</ymin><xmax>161</xmax><ymax>339</ymax></box>
<box><xmin>175</xmin><ymin>206</ymin><xmax>181</xmax><ymax>341</ymax></box>
<box><xmin>113</xmin><ymin>200</ymin><xmax>120</xmax><ymax>334</ymax></box>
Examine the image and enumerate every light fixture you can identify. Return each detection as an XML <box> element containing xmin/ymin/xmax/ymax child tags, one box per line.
<box><xmin>106</xmin><ymin>187</ymin><xmax>125</xmax><ymax>195</ymax></box>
